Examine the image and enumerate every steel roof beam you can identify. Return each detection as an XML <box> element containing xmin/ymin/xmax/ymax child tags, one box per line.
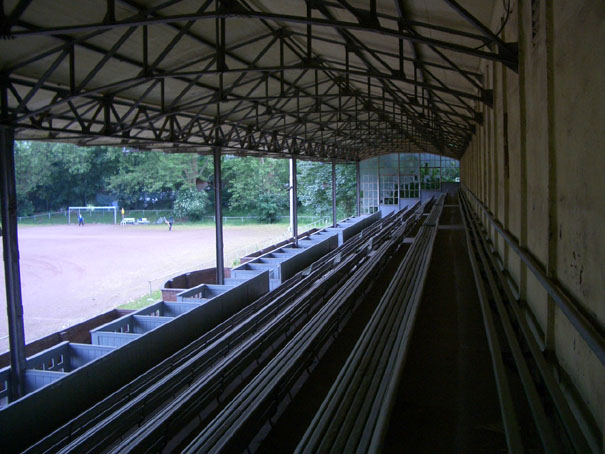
<box><xmin>5</xmin><ymin>9</ymin><xmax>516</xmax><ymax>67</ymax></box>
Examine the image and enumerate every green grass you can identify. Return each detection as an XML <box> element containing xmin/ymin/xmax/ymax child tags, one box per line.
<box><xmin>17</xmin><ymin>211</ymin><xmax>335</xmax><ymax>230</ymax></box>
<box><xmin>118</xmin><ymin>290</ymin><xmax>162</xmax><ymax>310</ymax></box>
<box><xmin>17</xmin><ymin>209</ymin><xmax>174</xmax><ymax>225</ymax></box>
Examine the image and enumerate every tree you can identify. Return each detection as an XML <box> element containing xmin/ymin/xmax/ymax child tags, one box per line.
<box><xmin>14</xmin><ymin>142</ymin><xmax>121</xmax><ymax>214</ymax></box>
<box><xmin>297</xmin><ymin>161</ymin><xmax>356</xmax><ymax>219</ymax></box>
<box><xmin>173</xmin><ymin>186</ymin><xmax>210</xmax><ymax>220</ymax></box>
<box><xmin>14</xmin><ymin>141</ymin><xmax>54</xmax><ymax>215</ymax></box>
<box><xmin>106</xmin><ymin>152</ymin><xmax>213</xmax><ymax>208</ymax></box>
<box><xmin>223</xmin><ymin>156</ymin><xmax>289</xmax><ymax>223</ymax></box>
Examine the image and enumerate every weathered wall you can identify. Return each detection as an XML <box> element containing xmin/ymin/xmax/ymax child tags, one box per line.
<box><xmin>460</xmin><ymin>0</ymin><xmax>604</xmax><ymax>447</ymax></box>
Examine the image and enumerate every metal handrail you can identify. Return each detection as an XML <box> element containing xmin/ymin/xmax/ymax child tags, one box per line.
<box><xmin>461</xmin><ymin>184</ymin><xmax>604</xmax><ymax>366</ymax></box>
<box><xmin>460</xmin><ymin>190</ymin><xmax>593</xmax><ymax>452</ymax></box>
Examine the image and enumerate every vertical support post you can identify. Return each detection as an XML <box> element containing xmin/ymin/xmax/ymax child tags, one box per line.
<box><xmin>418</xmin><ymin>152</ymin><xmax>422</xmax><ymax>200</ymax></box>
<box><xmin>397</xmin><ymin>152</ymin><xmax>401</xmax><ymax>208</ymax></box>
<box><xmin>0</xmin><ymin>126</ymin><xmax>27</xmax><ymax>401</ymax></box>
<box><xmin>440</xmin><ymin>155</ymin><xmax>443</xmax><ymax>192</ymax></box>
<box><xmin>213</xmin><ymin>147</ymin><xmax>224</xmax><ymax>285</ymax></box>
<box><xmin>290</xmin><ymin>157</ymin><xmax>298</xmax><ymax>246</ymax></box>
<box><xmin>356</xmin><ymin>161</ymin><xmax>361</xmax><ymax>216</ymax></box>
<box><xmin>331</xmin><ymin>160</ymin><xmax>337</xmax><ymax>227</ymax></box>
<box><xmin>377</xmin><ymin>155</ymin><xmax>381</xmax><ymax>214</ymax></box>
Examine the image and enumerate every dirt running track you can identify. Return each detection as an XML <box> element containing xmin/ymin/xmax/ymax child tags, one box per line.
<box><xmin>0</xmin><ymin>223</ymin><xmax>288</xmax><ymax>353</ymax></box>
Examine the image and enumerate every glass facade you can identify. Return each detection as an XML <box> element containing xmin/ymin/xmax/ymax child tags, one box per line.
<box><xmin>360</xmin><ymin>158</ymin><xmax>379</xmax><ymax>214</ymax></box>
<box><xmin>399</xmin><ymin>153</ymin><xmax>420</xmax><ymax>199</ymax></box>
<box><xmin>420</xmin><ymin>153</ymin><xmax>441</xmax><ymax>191</ymax></box>
<box><xmin>359</xmin><ymin>152</ymin><xmax>459</xmax><ymax>214</ymax></box>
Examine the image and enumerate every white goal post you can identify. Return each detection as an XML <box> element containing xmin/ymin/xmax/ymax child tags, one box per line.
<box><xmin>68</xmin><ymin>206</ymin><xmax>117</xmax><ymax>224</ymax></box>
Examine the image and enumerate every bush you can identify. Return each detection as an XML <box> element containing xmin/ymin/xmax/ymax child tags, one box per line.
<box><xmin>17</xmin><ymin>198</ymin><xmax>35</xmax><ymax>217</ymax></box>
<box><xmin>257</xmin><ymin>193</ymin><xmax>282</xmax><ymax>223</ymax></box>
<box><xmin>173</xmin><ymin>187</ymin><xmax>210</xmax><ymax>220</ymax></box>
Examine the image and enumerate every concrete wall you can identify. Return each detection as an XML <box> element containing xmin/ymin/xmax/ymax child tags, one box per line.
<box><xmin>0</xmin><ymin>309</ymin><xmax>131</xmax><ymax>368</ymax></box>
<box><xmin>460</xmin><ymin>0</ymin><xmax>604</xmax><ymax>445</ymax></box>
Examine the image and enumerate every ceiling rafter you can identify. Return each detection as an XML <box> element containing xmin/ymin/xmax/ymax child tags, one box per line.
<box><xmin>0</xmin><ymin>0</ymin><xmax>515</xmax><ymax>161</ymax></box>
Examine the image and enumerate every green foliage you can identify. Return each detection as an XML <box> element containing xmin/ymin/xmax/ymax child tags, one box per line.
<box><xmin>441</xmin><ymin>166</ymin><xmax>460</xmax><ymax>182</ymax></box>
<box><xmin>14</xmin><ymin>141</ymin><xmax>356</xmax><ymax>224</ymax></box>
<box><xmin>224</xmin><ymin>157</ymin><xmax>289</xmax><ymax>223</ymax></box>
<box><xmin>106</xmin><ymin>152</ymin><xmax>213</xmax><ymax>208</ymax></box>
<box><xmin>14</xmin><ymin>141</ymin><xmax>216</xmax><ymax>215</ymax></box>
<box><xmin>14</xmin><ymin>142</ymin><xmax>121</xmax><ymax>215</ymax></box>
<box><xmin>173</xmin><ymin>187</ymin><xmax>210</xmax><ymax>220</ymax></box>
<box><xmin>297</xmin><ymin>162</ymin><xmax>356</xmax><ymax>219</ymax></box>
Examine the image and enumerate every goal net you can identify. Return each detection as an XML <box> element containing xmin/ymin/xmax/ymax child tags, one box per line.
<box><xmin>68</xmin><ymin>206</ymin><xmax>117</xmax><ymax>224</ymax></box>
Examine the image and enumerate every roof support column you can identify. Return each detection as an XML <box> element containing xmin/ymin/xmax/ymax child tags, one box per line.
<box><xmin>289</xmin><ymin>157</ymin><xmax>298</xmax><ymax>247</ymax></box>
<box><xmin>356</xmin><ymin>161</ymin><xmax>361</xmax><ymax>216</ymax></box>
<box><xmin>377</xmin><ymin>155</ymin><xmax>381</xmax><ymax>213</ymax></box>
<box><xmin>0</xmin><ymin>125</ymin><xmax>26</xmax><ymax>401</ymax></box>
<box><xmin>213</xmin><ymin>147</ymin><xmax>224</xmax><ymax>285</ymax></box>
<box><xmin>331</xmin><ymin>160</ymin><xmax>337</xmax><ymax>227</ymax></box>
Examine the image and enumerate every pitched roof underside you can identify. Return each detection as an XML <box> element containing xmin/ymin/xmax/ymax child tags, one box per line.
<box><xmin>0</xmin><ymin>0</ymin><xmax>516</xmax><ymax>161</ymax></box>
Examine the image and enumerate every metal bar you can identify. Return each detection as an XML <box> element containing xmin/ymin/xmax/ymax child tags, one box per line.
<box><xmin>464</xmin><ymin>189</ymin><xmax>594</xmax><ymax>451</ymax></box>
<box><xmin>461</xmin><ymin>193</ymin><xmax>574</xmax><ymax>453</ymax></box>
<box><xmin>288</xmin><ymin>30</ymin><xmax>482</xmax><ymax>79</ymax></box>
<box><xmin>442</xmin><ymin>0</ymin><xmax>515</xmax><ymax>57</ymax></box>
<box><xmin>0</xmin><ymin>122</ymin><xmax>26</xmax><ymax>402</ymax></box>
<box><xmin>356</xmin><ymin>160</ymin><xmax>361</xmax><ymax>216</ymax></box>
<box><xmin>462</xmin><ymin>185</ymin><xmax>605</xmax><ymax>365</ymax></box>
<box><xmin>6</xmin><ymin>12</ymin><xmax>516</xmax><ymax>66</ymax></box>
<box><xmin>332</xmin><ymin>160</ymin><xmax>337</xmax><ymax>227</ymax></box>
<box><xmin>377</xmin><ymin>155</ymin><xmax>381</xmax><ymax>213</ymax></box>
<box><xmin>213</xmin><ymin>147</ymin><xmax>224</xmax><ymax>285</ymax></box>
<box><xmin>106</xmin><ymin>0</ymin><xmax>116</xmax><ymax>23</ymax></box>
<box><xmin>290</xmin><ymin>157</ymin><xmax>298</xmax><ymax>246</ymax></box>
<box><xmin>458</xmin><ymin>193</ymin><xmax>525</xmax><ymax>453</ymax></box>
<box><xmin>4</xmin><ymin>15</ymin><xmax>475</xmax><ymax>156</ymax></box>
<box><xmin>0</xmin><ymin>0</ymin><xmax>33</xmax><ymax>33</ymax></box>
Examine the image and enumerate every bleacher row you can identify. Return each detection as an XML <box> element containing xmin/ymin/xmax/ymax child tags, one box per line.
<box><xmin>0</xmin><ymin>212</ymin><xmax>378</xmax><ymax>452</ymax></box>
<box><xmin>183</xmin><ymin>197</ymin><xmax>444</xmax><ymax>454</ymax></box>
<box><xmin>2</xmin><ymin>197</ymin><xmax>444</xmax><ymax>452</ymax></box>
<box><xmin>297</xmin><ymin>196</ymin><xmax>444</xmax><ymax>453</ymax></box>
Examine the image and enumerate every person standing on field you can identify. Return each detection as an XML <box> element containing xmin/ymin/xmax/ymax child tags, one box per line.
<box><xmin>167</xmin><ymin>216</ymin><xmax>174</xmax><ymax>231</ymax></box>
<box><xmin>78</xmin><ymin>212</ymin><xmax>84</xmax><ymax>226</ymax></box>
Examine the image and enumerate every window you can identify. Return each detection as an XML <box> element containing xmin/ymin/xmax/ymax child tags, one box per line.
<box><xmin>361</xmin><ymin>174</ymin><xmax>378</xmax><ymax>214</ymax></box>
<box><xmin>400</xmin><ymin>153</ymin><xmax>419</xmax><ymax>198</ymax></box>
<box><xmin>400</xmin><ymin>175</ymin><xmax>419</xmax><ymax>198</ymax></box>
<box><xmin>420</xmin><ymin>153</ymin><xmax>441</xmax><ymax>191</ymax></box>
<box><xmin>380</xmin><ymin>175</ymin><xmax>399</xmax><ymax>205</ymax></box>
<box><xmin>360</xmin><ymin>157</ymin><xmax>379</xmax><ymax>214</ymax></box>
<box><xmin>441</xmin><ymin>157</ymin><xmax>460</xmax><ymax>183</ymax></box>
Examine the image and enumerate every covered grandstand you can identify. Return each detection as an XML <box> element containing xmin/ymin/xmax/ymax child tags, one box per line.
<box><xmin>0</xmin><ymin>0</ymin><xmax>603</xmax><ymax>452</ymax></box>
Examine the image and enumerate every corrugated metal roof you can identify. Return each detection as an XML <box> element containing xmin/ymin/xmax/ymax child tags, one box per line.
<box><xmin>0</xmin><ymin>0</ymin><xmax>514</xmax><ymax>161</ymax></box>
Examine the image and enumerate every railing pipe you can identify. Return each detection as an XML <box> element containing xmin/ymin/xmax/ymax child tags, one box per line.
<box><xmin>461</xmin><ymin>184</ymin><xmax>604</xmax><ymax>365</ymax></box>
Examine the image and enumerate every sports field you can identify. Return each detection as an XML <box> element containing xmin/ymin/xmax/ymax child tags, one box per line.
<box><xmin>0</xmin><ymin>222</ymin><xmax>289</xmax><ymax>353</ymax></box>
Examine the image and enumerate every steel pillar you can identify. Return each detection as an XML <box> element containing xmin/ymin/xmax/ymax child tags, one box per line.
<box><xmin>440</xmin><ymin>155</ymin><xmax>443</xmax><ymax>191</ymax></box>
<box><xmin>377</xmin><ymin>155</ymin><xmax>381</xmax><ymax>213</ymax></box>
<box><xmin>331</xmin><ymin>160</ymin><xmax>337</xmax><ymax>227</ymax></box>
<box><xmin>356</xmin><ymin>161</ymin><xmax>361</xmax><ymax>216</ymax></box>
<box><xmin>290</xmin><ymin>157</ymin><xmax>298</xmax><ymax>246</ymax></box>
<box><xmin>0</xmin><ymin>126</ymin><xmax>27</xmax><ymax>401</ymax></box>
<box><xmin>213</xmin><ymin>147</ymin><xmax>224</xmax><ymax>285</ymax></box>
